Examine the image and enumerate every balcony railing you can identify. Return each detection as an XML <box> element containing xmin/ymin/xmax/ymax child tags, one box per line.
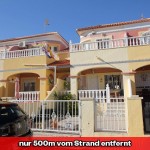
<box><xmin>78</xmin><ymin>85</ymin><xmax>111</xmax><ymax>101</ymax></box>
<box><xmin>78</xmin><ymin>90</ymin><xmax>107</xmax><ymax>99</ymax></box>
<box><xmin>19</xmin><ymin>91</ymin><xmax>40</xmax><ymax>100</ymax></box>
<box><xmin>70</xmin><ymin>35</ymin><xmax>150</xmax><ymax>52</ymax></box>
<box><xmin>0</xmin><ymin>47</ymin><xmax>44</xmax><ymax>59</ymax></box>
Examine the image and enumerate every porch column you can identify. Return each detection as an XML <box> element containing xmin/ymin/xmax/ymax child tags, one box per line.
<box><xmin>39</xmin><ymin>77</ymin><xmax>47</xmax><ymax>100</ymax></box>
<box><xmin>2</xmin><ymin>81</ymin><xmax>7</xmax><ymax>97</ymax></box>
<box><xmin>5</xmin><ymin>82</ymin><xmax>9</xmax><ymax>97</ymax></box>
<box><xmin>122</xmin><ymin>71</ymin><xmax>136</xmax><ymax>98</ymax></box>
<box><xmin>70</xmin><ymin>77</ymin><xmax>78</xmax><ymax>99</ymax></box>
<box><xmin>0</xmin><ymin>82</ymin><xmax>4</xmax><ymax>97</ymax></box>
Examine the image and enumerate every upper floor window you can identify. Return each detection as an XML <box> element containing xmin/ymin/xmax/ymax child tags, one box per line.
<box><xmin>50</xmin><ymin>46</ymin><xmax>58</xmax><ymax>52</ymax></box>
<box><xmin>96</xmin><ymin>38</ymin><xmax>110</xmax><ymax>49</ymax></box>
<box><xmin>53</xmin><ymin>47</ymin><xmax>58</xmax><ymax>52</ymax></box>
<box><xmin>82</xmin><ymin>40</ymin><xmax>91</xmax><ymax>50</ymax></box>
<box><xmin>141</xmin><ymin>31</ymin><xmax>150</xmax><ymax>44</ymax></box>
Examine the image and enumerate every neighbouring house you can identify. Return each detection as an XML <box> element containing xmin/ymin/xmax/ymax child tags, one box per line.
<box><xmin>69</xmin><ymin>18</ymin><xmax>150</xmax><ymax>135</ymax></box>
<box><xmin>0</xmin><ymin>32</ymin><xmax>70</xmax><ymax>101</ymax></box>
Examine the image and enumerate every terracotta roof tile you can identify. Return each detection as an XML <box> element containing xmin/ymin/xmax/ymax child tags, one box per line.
<box><xmin>57</xmin><ymin>47</ymin><xmax>69</xmax><ymax>53</ymax></box>
<box><xmin>48</xmin><ymin>60</ymin><xmax>70</xmax><ymax>66</ymax></box>
<box><xmin>77</xmin><ymin>18</ymin><xmax>150</xmax><ymax>32</ymax></box>
<box><xmin>0</xmin><ymin>32</ymin><xmax>69</xmax><ymax>45</ymax></box>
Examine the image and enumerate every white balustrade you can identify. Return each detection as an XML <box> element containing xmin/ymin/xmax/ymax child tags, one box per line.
<box><xmin>78</xmin><ymin>90</ymin><xmax>107</xmax><ymax>99</ymax></box>
<box><xmin>19</xmin><ymin>91</ymin><xmax>40</xmax><ymax>100</ymax></box>
<box><xmin>70</xmin><ymin>35</ymin><xmax>150</xmax><ymax>52</ymax></box>
<box><xmin>0</xmin><ymin>47</ymin><xmax>44</xmax><ymax>59</ymax></box>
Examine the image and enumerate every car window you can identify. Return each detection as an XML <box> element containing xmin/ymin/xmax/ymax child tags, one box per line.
<box><xmin>0</xmin><ymin>105</ymin><xmax>25</xmax><ymax>126</ymax></box>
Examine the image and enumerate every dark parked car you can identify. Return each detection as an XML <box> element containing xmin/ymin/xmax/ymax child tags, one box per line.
<box><xmin>0</xmin><ymin>101</ymin><xmax>32</xmax><ymax>137</ymax></box>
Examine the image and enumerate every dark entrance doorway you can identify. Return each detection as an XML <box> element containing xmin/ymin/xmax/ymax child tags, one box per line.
<box><xmin>141</xmin><ymin>88</ymin><xmax>150</xmax><ymax>133</ymax></box>
<box><xmin>135</xmin><ymin>65</ymin><xmax>150</xmax><ymax>134</ymax></box>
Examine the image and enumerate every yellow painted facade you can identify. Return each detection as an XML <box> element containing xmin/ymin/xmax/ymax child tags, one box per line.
<box><xmin>0</xmin><ymin>32</ymin><xmax>69</xmax><ymax>100</ymax></box>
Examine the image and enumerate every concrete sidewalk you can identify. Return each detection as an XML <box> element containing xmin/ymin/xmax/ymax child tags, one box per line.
<box><xmin>33</xmin><ymin>131</ymin><xmax>80</xmax><ymax>137</ymax></box>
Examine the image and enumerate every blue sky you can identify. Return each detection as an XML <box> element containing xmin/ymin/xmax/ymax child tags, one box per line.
<box><xmin>0</xmin><ymin>0</ymin><xmax>149</xmax><ymax>43</ymax></box>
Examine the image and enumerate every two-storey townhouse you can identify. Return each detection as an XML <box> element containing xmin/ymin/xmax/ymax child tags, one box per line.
<box><xmin>70</xmin><ymin>18</ymin><xmax>150</xmax><ymax>134</ymax></box>
<box><xmin>0</xmin><ymin>32</ymin><xmax>69</xmax><ymax>101</ymax></box>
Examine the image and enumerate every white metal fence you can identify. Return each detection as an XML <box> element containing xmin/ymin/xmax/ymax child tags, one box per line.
<box><xmin>10</xmin><ymin>100</ymin><xmax>80</xmax><ymax>135</ymax></box>
<box><xmin>95</xmin><ymin>97</ymin><xmax>126</xmax><ymax>132</ymax></box>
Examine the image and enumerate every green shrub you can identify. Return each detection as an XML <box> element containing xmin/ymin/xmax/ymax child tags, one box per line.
<box><xmin>53</xmin><ymin>92</ymin><xmax>78</xmax><ymax>115</ymax></box>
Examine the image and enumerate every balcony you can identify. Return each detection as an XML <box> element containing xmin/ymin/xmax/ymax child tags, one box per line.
<box><xmin>70</xmin><ymin>35</ymin><xmax>150</xmax><ymax>52</ymax></box>
<box><xmin>0</xmin><ymin>47</ymin><xmax>44</xmax><ymax>59</ymax></box>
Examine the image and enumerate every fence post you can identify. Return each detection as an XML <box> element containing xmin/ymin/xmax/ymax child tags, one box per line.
<box><xmin>42</xmin><ymin>101</ymin><xmax>45</xmax><ymax>130</ymax></box>
<box><xmin>127</xmin><ymin>96</ymin><xmax>144</xmax><ymax>136</ymax></box>
<box><xmin>106</xmin><ymin>84</ymin><xmax>110</xmax><ymax>103</ymax></box>
<box><xmin>80</xmin><ymin>98</ymin><xmax>95</xmax><ymax>136</ymax></box>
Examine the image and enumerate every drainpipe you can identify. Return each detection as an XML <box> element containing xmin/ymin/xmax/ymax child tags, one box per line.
<box><xmin>54</xmin><ymin>66</ymin><xmax>56</xmax><ymax>85</ymax></box>
<box><xmin>46</xmin><ymin>66</ymin><xmax>57</xmax><ymax>85</ymax></box>
<box><xmin>128</xmin><ymin>79</ymin><xmax>132</xmax><ymax>97</ymax></box>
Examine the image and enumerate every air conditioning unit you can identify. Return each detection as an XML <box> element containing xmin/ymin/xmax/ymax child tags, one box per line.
<box><xmin>88</xmin><ymin>31</ymin><xmax>96</xmax><ymax>36</ymax></box>
<box><xmin>18</xmin><ymin>41</ymin><xmax>26</xmax><ymax>47</ymax></box>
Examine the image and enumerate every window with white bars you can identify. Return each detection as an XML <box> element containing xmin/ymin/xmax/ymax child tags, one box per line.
<box><xmin>104</xmin><ymin>75</ymin><xmax>122</xmax><ymax>90</ymax></box>
<box><xmin>96</xmin><ymin>38</ymin><xmax>110</xmax><ymax>49</ymax></box>
<box><xmin>141</xmin><ymin>31</ymin><xmax>150</xmax><ymax>44</ymax></box>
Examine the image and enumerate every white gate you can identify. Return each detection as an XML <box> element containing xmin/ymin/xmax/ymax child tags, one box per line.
<box><xmin>10</xmin><ymin>100</ymin><xmax>80</xmax><ymax>135</ymax></box>
<box><xmin>95</xmin><ymin>97</ymin><xmax>127</xmax><ymax>132</ymax></box>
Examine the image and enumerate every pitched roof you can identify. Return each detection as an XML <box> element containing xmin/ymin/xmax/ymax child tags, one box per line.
<box><xmin>0</xmin><ymin>32</ymin><xmax>69</xmax><ymax>45</ymax></box>
<box><xmin>77</xmin><ymin>18</ymin><xmax>150</xmax><ymax>32</ymax></box>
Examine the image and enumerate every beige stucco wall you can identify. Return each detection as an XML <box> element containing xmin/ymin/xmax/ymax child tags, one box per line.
<box><xmin>128</xmin><ymin>45</ymin><xmax>150</xmax><ymax>70</ymax></box>
<box><xmin>57</xmin><ymin>52</ymin><xmax>69</xmax><ymax>61</ymax></box>
<box><xmin>70</xmin><ymin>47</ymin><xmax>129</xmax><ymax>75</ymax></box>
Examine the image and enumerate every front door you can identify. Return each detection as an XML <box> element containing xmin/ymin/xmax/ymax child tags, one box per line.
<box><xmin>142</xmin><ymin>89</ymin><xmax>150</xmax><ymax>133</ymax></box>
<box><xmin>87</xmin><ymin>75</ymin><xmax>99</xmax><ymax>90</ymax></box>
